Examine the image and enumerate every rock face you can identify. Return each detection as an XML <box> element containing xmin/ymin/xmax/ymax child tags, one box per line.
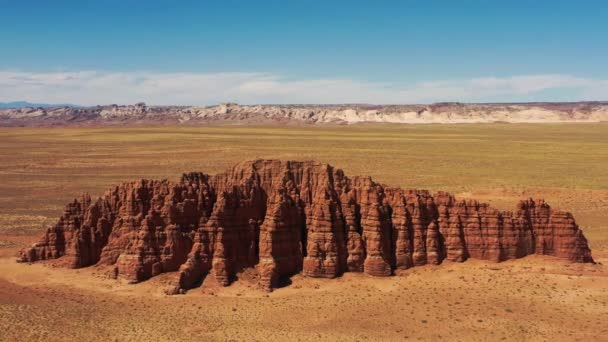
<box><xmin>18</xmin><ymin>159</ymin><xmax>594</xmax><ymax>293</ymax></box>
<box><xmin>2</xmin><ymin>102</ymin><xmax>608</xmax><ymax>126</ymax></box>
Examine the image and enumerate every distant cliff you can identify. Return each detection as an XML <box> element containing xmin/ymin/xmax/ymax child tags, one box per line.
<box><xmin>18</xmin><ymin>159</ymin><xmax>593</xmax><ymax>294</ymax></box>
<box><xmin>2</xmin><ymin>102</ymin><xmax>608</xmax><ymax>126</ymax></box>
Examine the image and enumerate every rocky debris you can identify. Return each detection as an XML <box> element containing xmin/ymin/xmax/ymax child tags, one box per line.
<box><xmin>18</xmin><ymin>159</ymin><xmax>594</xmax><ymax>293</ymax></box>
<box><xmin>1</xmin><ymin>102</ymin><xmax>608</xmax><ymax>126</ymax></box>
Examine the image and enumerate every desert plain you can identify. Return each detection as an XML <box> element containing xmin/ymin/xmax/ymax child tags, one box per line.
<box><xmin>0</xmin><ymin>123</ymin><xmax>607</xmax><ymax>341</ymax></box>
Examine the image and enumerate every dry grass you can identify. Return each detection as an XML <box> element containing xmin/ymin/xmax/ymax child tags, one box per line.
<box><xmin>1</xmin><ymin>124</ymin><xmax>607</xmax><ymax>192</ymax></box>
<box><xmin>0</xmin><ymin>123</ymin><xmax>607</xmax><ymax>341</ymax></box>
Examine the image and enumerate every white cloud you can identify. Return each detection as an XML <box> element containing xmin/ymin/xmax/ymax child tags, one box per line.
<box><xmin>0</xmin><ymin>70</ymin><xmax>605</xmax><ymax>105</ymax></box>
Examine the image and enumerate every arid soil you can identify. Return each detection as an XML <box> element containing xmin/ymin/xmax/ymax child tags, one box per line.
<box><xmin>1</xmin><ymin>253</ymin><xmax>605</xmax><ymax>341</ymax></box>
<box><xmin>0</xmin><ymin>124</ymin><xmax>607</xmax><ymax>341</ymax></box>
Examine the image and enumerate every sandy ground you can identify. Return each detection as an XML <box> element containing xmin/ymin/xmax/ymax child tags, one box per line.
<box><xmin>0</xmin><ymin>245</ymin><xmax>606</xmax><ymax>342</ymax></box>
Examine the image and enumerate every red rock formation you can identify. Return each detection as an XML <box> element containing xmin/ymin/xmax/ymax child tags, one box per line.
<box><xmin>385</xmin><ymin>189</ymin><xmax>413</xmax><ymax>270</ymax></box>
<box><xmin>18</xmin><ymin>159</ymin><xmax>595</xmax><ymax>293</ymax></box>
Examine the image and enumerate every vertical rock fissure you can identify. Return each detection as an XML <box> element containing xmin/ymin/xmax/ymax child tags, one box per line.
<box><xmin>300</xmin><ymin>209</ymin><xmax>308</xmax><ymax>257</ymax></box>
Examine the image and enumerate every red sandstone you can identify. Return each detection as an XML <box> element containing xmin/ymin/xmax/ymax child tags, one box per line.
<box><xmin>17</xmin><ymin>160</ymin><xmax>594</xmax><ymax>293</ymax></box>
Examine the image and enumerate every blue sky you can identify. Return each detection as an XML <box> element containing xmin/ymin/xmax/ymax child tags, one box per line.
<box><xmin>1</xmin><ymin>0</ymin><xmax>607</xmax><ymax>105</ymax></box>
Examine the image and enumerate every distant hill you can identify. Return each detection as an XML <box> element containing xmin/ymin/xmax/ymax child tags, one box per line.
<box><xmin>1</xmin><ymin>102</ymin><xmax>607</xmax><ymax>126</ymax></box>
<box><xmin>0</xmin><ymin>101</ymin><xmax>76</xmax><ymax>109</ymax></box>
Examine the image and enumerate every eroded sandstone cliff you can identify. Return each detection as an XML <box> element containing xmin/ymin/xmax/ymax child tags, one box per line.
<box><xmin>18</xmin><ymin>160</ymin><xmax>594</xmax><ymax>293</ymax></box>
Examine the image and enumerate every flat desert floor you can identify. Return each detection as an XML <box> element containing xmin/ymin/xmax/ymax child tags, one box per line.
<box><xmin>0</xmin><ymin>124</ymin><xmax>607</xmax><ymax>341</ymax></box>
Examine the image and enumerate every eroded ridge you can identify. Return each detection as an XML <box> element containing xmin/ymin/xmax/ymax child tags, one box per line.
<box><xmin>18</xmin><ymin>160</ymin><xmax>594</xmax><ymax>293</ymax></box>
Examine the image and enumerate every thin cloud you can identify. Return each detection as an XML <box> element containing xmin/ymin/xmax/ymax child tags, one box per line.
<box><xmin>0</xmin><ymin>70</ymin><xmax>605</xmax><ymax>105</ymax></box>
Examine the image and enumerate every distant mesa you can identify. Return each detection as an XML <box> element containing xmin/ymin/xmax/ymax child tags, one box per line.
<box><xmin>18</xmin><ymin>159</ymin><xmax>594</xmax><ymax>294</ymax></box>
<box><xmin>1</xmin><ymin>101</ymin><xmax>608</xmax><ymax>125</ymax></box>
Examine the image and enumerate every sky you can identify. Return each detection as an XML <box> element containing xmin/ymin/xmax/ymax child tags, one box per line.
<box><xmin>0</xmin><ymin>0</ymin><xmax>607</xmax><ymax>105</ymax></box>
